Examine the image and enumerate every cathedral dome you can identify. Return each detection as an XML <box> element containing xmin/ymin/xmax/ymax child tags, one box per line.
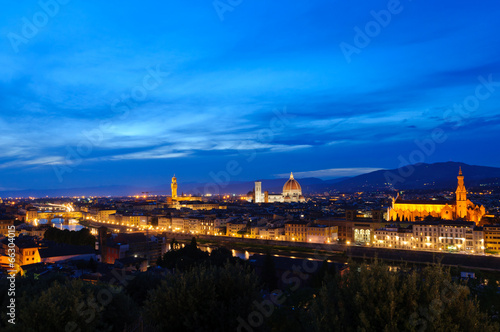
<box><xmin>283</xmin><ymin>173</ymin><xmax>302</xmax><ymax>196</ymax></box>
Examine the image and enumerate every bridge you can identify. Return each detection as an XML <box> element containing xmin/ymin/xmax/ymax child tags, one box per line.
<box><xmin>26</xmin><ymin>203</ymin><xmax>82</xmax><ymax>225</ymax></box>
<box><xmin>32</xmin><ymin>203</ymin><xmax>75</xmax><ymax>212</ymax></box>
<box><xmin>35</xmin><ymin>211</ymin><xmax>83</xmax><ymax>225</ymax></box>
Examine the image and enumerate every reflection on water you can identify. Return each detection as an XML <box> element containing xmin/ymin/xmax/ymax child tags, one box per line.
<box><xmin>199</xmin><ymin>245</ymin><xmax>344</xmax><ymax>263</ymax></box>
<box><xmin>200</xmin><ymin>247</ymin><xmax>254</xmax><ymax>260</ymax></box>
<box><xmin>53</xmin><ymin>224</ymin><xmax>84</xmax><ymax>231</ymax></box>
<box><xmin>228</xmin><ymin>249</ymin><xmax>250</xmax><ymax>260</ymax></box>
<box><xmin>37</xmin><ymin>218</ymin><xmax>85</xmax><ymax>231</ymax></box>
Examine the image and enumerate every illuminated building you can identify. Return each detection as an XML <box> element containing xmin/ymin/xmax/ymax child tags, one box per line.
<box><xmin>353</xmin><ymin>226</ymin><xmax>372</xmax><ymax>244</ymax></box>
<box><xmin>98</xmin><ymin>210</ymin><xmax>117</xmax><ymax>222</ymax></box>
<box><xmin>374</xmin><ymin>227</ymin><xmax>413</xmax><ymax>250</ymax></box>
<box><xmin>17</xmin><ymin>245</ymin><xmax>41</xmax><ymax>266</ymax></box>
<box><xmin>171</xmin><ymin>217</ymin><xmax>185</xmax><ymax>232</ymax></box>
<box><xmin>317</xmin><ymin>212</ymin><xmax>390</xmax><ymax>244</ymax></box>
<box><xmin>285</xmin><ymin>221</ymin><xmax>337</xmax><ymax>243</ymax></box>
<box><xmin>285</xmin><ymin>220</ymin><xmax>308</xmax><ymax>242</ymax></box>
<box><xmin>170</xmin><ymin>175</ymin><xmax>202</xmax><ymax>203</ymax></box>
<box><xmin>0</xmin><ymin>220</ymin><xmax>14</xmax><ymax>237</ymax></box>
<box><xmin>226</xmin><ymin>222</ymin><xmax>247</xmax><ymax>237</ymax></box>
<box><xmin>484</xmin><ymin>225</ymin><xmax>500</xmax><ymax>252</ymax></box>
<box><xmin>176</xmin><ymin>202</ymin><xmax>226</xmax><ymax>211</ymax></box>
<box><xmin>26</xmin><ymin>208</ymin><xmax>38</xmax><ymax>223</ymax></box>
<box><xmin>374</xmin><ymin>221</ymin><xmax>484</xmax><ymax>254</ymax></box>
<box><xmin>388</xmin><ymin>168</ymin><xmax>486</xmax><ymax>224</ymax></box>
<box><xmin>158</xmin><ymin>216</ymin><xmax>172</xmax><ymax>229</ymax></box>
<box><xmin>258</xmin><ymin>227</ymin><xmax>286</xmax><ymax>240</ymax></box>
<box><xmin>306</xmin><ymin>224</ymin><xmax>338</xmax><ymax>244</ymax></box>
<box><xmin>254</xmin><ymin>172</ymin><xmax>306</xmax><ymax>203</ymax></box>
<box><xmin>255</xmin><ymin>181</ymin><xmax>263</xmax><ymax>203</ymax></box>
<box><xmin>171</xmin><ymin>175</ymin><xmax>178</xmax><ymax>200</ymax></box>
<box><xmin>200</xmin><ymin>219</ymin><xmax>216</xmax><ymax>235</ymax></box>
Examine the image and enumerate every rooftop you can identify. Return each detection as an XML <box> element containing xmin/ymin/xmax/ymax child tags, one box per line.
<box><xmin>395</xmin><ymin>197</ymin><xmax>452</xmax><ymax>205</ymax></box>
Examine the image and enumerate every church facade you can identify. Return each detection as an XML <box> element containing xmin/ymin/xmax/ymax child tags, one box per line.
<box><xmin>254</xmin><ymin>173</ymin><xmax>306</xmax><ymax>203</ymax></box>
<box><xmin>388</xmin><ymin>168</ymin><xmax>486</xmax><ymax>224</ymax></box>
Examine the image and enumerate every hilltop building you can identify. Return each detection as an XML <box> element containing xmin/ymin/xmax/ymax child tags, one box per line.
<box><xmin>388</xmin><ymin>168</ymin><xmax>486</xmax><ymax>224</ymax></box>
<box><xmin>254</xmin><ymin>172</ymin><xmax>306</xmax><ymax>203</ymax></box>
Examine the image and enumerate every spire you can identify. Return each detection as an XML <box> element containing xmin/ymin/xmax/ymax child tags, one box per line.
<box><xmin>290</xmin><ymin>172</ymin><xmax>294</xmax><ymax>179</ymax></box>
<box><xmin>458</xmin><ymin>166</ymin><xmax>462</xmax><ymax>176</ymax></box>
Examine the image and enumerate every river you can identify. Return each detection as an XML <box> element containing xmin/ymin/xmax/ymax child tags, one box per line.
<box><xmin>38</xmin><ymin>218</ymin><xmax>85</xmax><ymax>231</ymax></box>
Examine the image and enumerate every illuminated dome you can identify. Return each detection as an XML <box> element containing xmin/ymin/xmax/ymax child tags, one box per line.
<box><xmin>283</xmin><ymin>172</ymin><xmax>302</xmax><ymax>196</ymax></box>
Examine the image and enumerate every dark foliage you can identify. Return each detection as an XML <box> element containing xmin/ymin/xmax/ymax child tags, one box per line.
<box><xmin>44</xmin><ymin>227</ymin><xmax>96</xmax><ymax>247</ymax></box>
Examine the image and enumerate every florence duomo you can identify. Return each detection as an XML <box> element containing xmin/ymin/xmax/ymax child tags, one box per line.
<box><xmin>253</xmin><ymin>172</ymin><xmax>306</xmax><ymax>203</ymax></box>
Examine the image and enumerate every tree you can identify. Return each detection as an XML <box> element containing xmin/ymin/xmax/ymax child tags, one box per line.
<box><xmin>88</xmin><ymin>257</ymin><xmax>97</xmax><ymax>273</ymax></box>
<box><xmin>9</xmin><ymin>279</ymin><xmax>138</xmax><ymax>332</ymax></box>
<box><xmin>310</xmin><ymin>260</ymin><xmax>331</xmax><ymax>289</ymax></box>
<box><xmin>144</xmin><ymin>263</ymin><xmax>261</xmax><ymax>331</ymax></box>
<box><xmin>261</xmin><ymin>252</ymin><xmax>278</xmax><ymax>291</ymax></box>
<box><xmin>125</xmin><ymin>273</ymin><xmax>163</xmax><ymax>307</ymax></box>
<box><xmin>43</xmin><ymin>227</ymin><xmax>96</xmax><ymax>247</ymax></box>
<box><xmin>159</xmin><ymin>239</ymin><xmax>209</xmax><ymax>270</ymax></box>
<box><xmin>156</xmin><ymin>255</ymin><xmax>164</xmax><ymax>267</ymax></box>
<box><xmin>190</xmin><ymin>236</ymin><xmax>198</xmax><ymax>249</ymax></box>
<box><xmin>304</xmin><ymin>260</ymin><xmax>498</xmax><ymax>332</ymax></box>
<box><xmin>209</xmin><ymin>247</ymin><xmax>234</xmax><ymax>266</ymax></box>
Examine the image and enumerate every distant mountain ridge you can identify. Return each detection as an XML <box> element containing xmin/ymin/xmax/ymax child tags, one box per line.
<box><xmin>330</xmin><ymin>162</ymin><xmax>500</xmax><ymax>193</ymax></box>
<box><xmin>1</xmin><ymin>162</ymin><xmax>499</xmax><ymax>197</ymax></box>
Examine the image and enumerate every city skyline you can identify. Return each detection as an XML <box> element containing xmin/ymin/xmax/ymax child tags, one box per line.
<box><xmin>1</xmin><ymin>1</ymin><xmax>500</xmax><ymax>191</ymax></box>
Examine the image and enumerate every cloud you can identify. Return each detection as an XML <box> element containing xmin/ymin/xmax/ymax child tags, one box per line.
<box><xmin>0</xmin><ymin>156</ymin><xmax>66</xmax><ymax>169</ymax></box>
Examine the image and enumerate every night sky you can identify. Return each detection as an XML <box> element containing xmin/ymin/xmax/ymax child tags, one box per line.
<box><xmin>1</xmin><ymin>1</ymin><xmax>500</xmax><ymax>191</ymax></box>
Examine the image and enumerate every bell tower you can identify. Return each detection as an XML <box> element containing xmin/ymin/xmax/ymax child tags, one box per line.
<box><xmin>171</xmin><ymin>175</ymin><xmax>178</xmax><ymax>200</ymax></box>
<box><xmin>254</xmin><ymin>181</ymin><xmax>262</xmax><ymax>203</ymax></box>
<box><xmin>456</xmin><ymin>167</ymin><xmax>467</xmax><ymax>218</ymax></box>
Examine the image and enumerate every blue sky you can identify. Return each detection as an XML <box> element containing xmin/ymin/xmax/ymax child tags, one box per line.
<box><xmin>1</xmin><ymin>0</ymin><xmax>500</xmax><ymax>191</ymax></box>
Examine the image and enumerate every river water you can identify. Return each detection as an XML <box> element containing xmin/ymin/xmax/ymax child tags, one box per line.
<box><xmin>197</xmin><ymin>244</ymin><xmax>341</xmax><ymax>263</ymax></box>
<box><xmin>38</xmin><ymin>218</ymin><xmax>84</xmax><ymax>231</ymax></box>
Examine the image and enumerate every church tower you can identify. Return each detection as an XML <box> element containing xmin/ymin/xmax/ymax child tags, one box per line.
<box><xmin>255</xmin><ymin>181</ymin><xmax>262</xmax><ymax>203</ymax></box>
<box><xmin>171</xmin><ymin>175</ymin><xmax>178</xmax><ymax>200</ymax></box>
<box><xmin>456</xmin><ymin>167</ymin><xmax>467</xmax><ymax>218</ymax></box>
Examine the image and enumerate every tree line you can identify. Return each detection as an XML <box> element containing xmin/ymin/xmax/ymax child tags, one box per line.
<box><xmin>43</xmin><ymin>227</ymin><xmax>96</xmax><ymax>247</ymax></box>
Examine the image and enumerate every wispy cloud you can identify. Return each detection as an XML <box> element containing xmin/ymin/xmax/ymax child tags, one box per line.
<box><xmin>0</xmin><ymin>156</ymin><xmax>66</xmax><ymax>169</ymax></box>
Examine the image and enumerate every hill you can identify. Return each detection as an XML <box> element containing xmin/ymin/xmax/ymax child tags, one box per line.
<box><xmin>330</xmin><ymin>162</ymin><xmax>500</xmax><ymax>193</ymax></box>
